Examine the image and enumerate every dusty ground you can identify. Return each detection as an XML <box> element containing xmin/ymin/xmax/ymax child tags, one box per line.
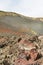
<box><xmin>0</xmin><ymin>32</ymin><xmax>43</xmax><ymax>65</ymax></box>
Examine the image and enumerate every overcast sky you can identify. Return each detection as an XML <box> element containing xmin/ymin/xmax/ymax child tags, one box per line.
<box><xmin>0</xmin><ymin>0</ymin><xmax>43</xmax><ymax>17</ymax></box>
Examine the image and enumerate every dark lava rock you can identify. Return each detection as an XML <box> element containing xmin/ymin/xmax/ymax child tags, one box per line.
<box><xmin>3</xmin><ymin>60</ymin><xmax>10</xmax><ymax>65</ymax></box>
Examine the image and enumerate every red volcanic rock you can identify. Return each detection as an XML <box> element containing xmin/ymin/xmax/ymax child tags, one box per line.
<box><xmin>18</xmin><ymin>38</ymin><xmax>36</xmax><ymax>51</ymax></box>
<box><xmin>24</xmin><ymin>49</ymin><xmax>39</xmax><ymax>61</ymax></box>
<box><xmin>29</xmin><ymin>49</ymin><xmax>38</xmax><ymax>61</ymax></box>
<box><xmin>15</xmin><ymin>48</ymin><xmax>40</xmax><ymax>65</ymax></box>
<box><xmin>14</xmin><ymin>58</ymin><xmax>27</xmax><ymax>65</ymax></box>
<box><xmin>15</xmin><ymin>38</ymin><xmax>42</xmax><ymax>65</ymax></box>
<box><xmin>14</xmin><ymin>58</ymin><xmax>40</xmax><ymax>65</ymax></box>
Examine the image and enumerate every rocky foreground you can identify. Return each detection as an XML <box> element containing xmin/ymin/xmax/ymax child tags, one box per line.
<box><xmin>0</xmin><ymin>33</ymin><xmax>43</xmax><ymax>65</ymax></box>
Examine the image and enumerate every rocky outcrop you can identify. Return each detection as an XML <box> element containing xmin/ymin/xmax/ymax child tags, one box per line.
<box><xmin>0</xmin><ymin>34</ymin><xmax>43</xmax><ymax>65</ymax></box>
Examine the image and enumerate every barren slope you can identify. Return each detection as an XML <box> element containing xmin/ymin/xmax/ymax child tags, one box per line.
<box><xmin>0</xmin><ymin>11</ymin><xmax>43</xmax><ymax>35</ymax></box>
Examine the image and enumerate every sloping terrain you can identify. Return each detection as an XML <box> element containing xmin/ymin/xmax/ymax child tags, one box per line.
<box><xmin>0</xmin><ymin>11</ymin><xmax>43</xmax><ymax>65</ymax></box>
<box><xmin>0</xmin><ymin>11</ymin><xmax>43</xmax><ymax>35</ymax></box>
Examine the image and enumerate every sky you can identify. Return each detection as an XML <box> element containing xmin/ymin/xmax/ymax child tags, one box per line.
<box><xmin>0</xmin><ymin>0</ymin><xmax>43</xmax><ymax>17</ymax></box>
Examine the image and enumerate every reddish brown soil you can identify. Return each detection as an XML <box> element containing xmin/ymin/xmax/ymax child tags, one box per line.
<box><xmin>0</xmin><ymin>28</ymin><xmax>23</xmax><ymax>36</ymax></box>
